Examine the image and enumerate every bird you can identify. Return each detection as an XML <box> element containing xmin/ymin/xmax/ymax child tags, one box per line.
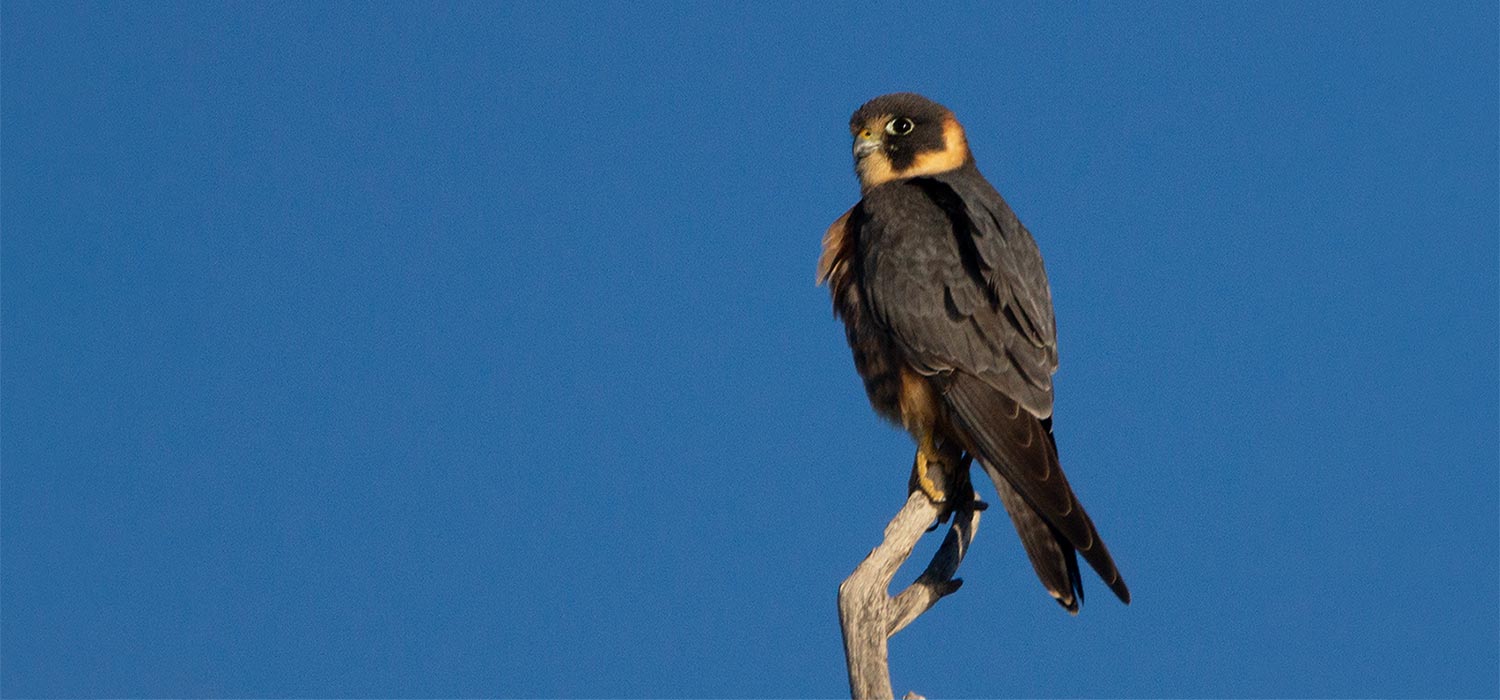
<box><xmin>818</xmin><ymin>92</ymin><xmax>1129</xmax><ymax>612</ymax></box>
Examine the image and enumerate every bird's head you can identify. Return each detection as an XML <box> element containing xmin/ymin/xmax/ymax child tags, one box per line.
<box><xmin>849</xmin><ymin>92</ymin><xmax>972</xmax><ymax>192</ymax></box>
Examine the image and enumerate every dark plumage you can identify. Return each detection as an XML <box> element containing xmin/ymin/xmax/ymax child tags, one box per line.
<box><xmin>820</xmin><ymin>93</ymin><xmax>1129</xmax><ymax>612</ymax></box>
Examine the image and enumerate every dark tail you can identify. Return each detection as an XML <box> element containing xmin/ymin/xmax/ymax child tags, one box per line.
<box><xmin>941</xmin><ymin>372</ymin><xmax>1130</xmax><ymax>609</ymax></box>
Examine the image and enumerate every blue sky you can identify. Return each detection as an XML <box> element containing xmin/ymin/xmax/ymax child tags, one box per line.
<box><xmin>3</xmin><ymin>2</ymin><xmax>1496</xmax><ymax>697</ymax></box>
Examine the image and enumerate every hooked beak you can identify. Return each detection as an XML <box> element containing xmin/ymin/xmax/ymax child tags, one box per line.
<box><xmin>853</xmin><ymin>129</ymin><xmax>881</xmax><ymax>160</ymax></box>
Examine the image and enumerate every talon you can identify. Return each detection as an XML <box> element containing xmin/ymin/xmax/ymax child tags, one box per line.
<box><xmin>934</xmin><ymin>468</ymin><xmax>984</xmax><ymax>524</ymax></box>
<box><xmin>909</xmin><ymin>449</ymin><xmax>949</xmax><ymax>504</ymax></box>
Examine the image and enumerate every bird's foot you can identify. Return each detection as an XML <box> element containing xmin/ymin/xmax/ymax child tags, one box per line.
<box><xmin>911</xmin><ymin>449</ymin><xmax>986</xmax><ymax>529</ymax></box>
<box><xmin>909</xmin><ymin>449</ymin><xmax>948</xmax><ymax>505</ymax></box>
<box><xmin>924</xmin><ymin>483</ymin><xmax>987</xmax><ymax>531</ymax></box>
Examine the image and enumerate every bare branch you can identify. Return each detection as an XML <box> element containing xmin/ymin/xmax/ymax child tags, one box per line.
<box><xmin>838</xmin><ymin>491</ymin><xmax>983</xmax><ymax>699</ymax></box>
<box><xmin>888</xmin><ymin>504</ymin><xmax>979</xmax><ymax>637</ymax></box>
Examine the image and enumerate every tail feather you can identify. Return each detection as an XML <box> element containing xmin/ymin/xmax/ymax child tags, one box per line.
<box><xmin>941</xmin><ymin>371</ymin><xmax>1131</xmax><ymax>607</ymax></box>
<box><xmin>985</xmin><ymin>462</ymin><xmax>1084</xmax><ymax>612</ymax></box>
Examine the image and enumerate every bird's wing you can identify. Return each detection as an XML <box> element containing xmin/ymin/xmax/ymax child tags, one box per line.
<box><xmin>859</xmin><ymin>175</ymin><xmax>1128</xmax><ymax>606</ymax></box>
<box><xmin>862</xmin><ymin>175</ymin><xmax>1057</xmax><ymax>418</ymax></box>
<box><xmin>932</xmin><ymin>171</ymin><xmax>1059</xmax><ymax>381</ymax></box>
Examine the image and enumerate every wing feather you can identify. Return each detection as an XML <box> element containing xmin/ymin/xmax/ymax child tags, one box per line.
<box><xmin>861</xmin><ymin>175</ymin><xmax>1057</xmax><ymax>417</ymax></box>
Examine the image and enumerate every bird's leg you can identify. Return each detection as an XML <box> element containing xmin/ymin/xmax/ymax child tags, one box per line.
<box><xmin>908</xmin><ymin>431</ymin><xmax>949</xmax><ymax>505</ymax></box>
<box><xmin>912</xmin><ymin>439</ymin><xmax>981</xmax><ymax>529</ymax></box>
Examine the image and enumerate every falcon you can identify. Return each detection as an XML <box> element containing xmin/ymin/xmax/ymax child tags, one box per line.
<box><xmin>819</xmin><ymin>92</ymin><xmax>1130</xmax><ymax>612</ymax></box>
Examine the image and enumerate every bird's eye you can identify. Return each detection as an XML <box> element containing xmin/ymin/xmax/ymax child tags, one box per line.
<box><xmin>885</xmin><ymin>117</ymin><xmax>915</xmax><ymax>136</ymax></box>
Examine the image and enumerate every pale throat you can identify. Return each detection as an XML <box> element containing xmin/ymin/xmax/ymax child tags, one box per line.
<box><xmin>856</xmin><ymin>118</ymin><xmax>971</xmax><ymax>192</ymax></box>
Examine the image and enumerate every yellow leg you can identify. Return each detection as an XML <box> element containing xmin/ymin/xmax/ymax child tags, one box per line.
<box><xmin>909</xmin><ymin>432</ymin><xmax>948</xmax><ymax>504</ymax></box>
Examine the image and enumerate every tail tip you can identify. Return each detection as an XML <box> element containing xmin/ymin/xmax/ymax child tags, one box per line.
<box><xmin>1051</xmin><ymin>590</ymin><xmax>1081</xmax><ymax>614</ymax></box>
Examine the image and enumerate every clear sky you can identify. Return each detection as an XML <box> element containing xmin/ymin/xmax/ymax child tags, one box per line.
<box><xmin>3</xmin><ymin>2</ymin><xmax>1496</xmax><ymax>698</ymax></box>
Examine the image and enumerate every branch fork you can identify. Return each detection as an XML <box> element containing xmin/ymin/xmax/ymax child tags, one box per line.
<box><xmin>837</xmin><ymin>479</ymin><xmax>984</xmax><ymax>699</ymax></box>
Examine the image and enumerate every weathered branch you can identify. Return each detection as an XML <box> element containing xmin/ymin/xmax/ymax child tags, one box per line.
<box><xmin>838</xmin><ymin>489</ymin><xmax>982</xmax><ymax>699</ymax></box>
